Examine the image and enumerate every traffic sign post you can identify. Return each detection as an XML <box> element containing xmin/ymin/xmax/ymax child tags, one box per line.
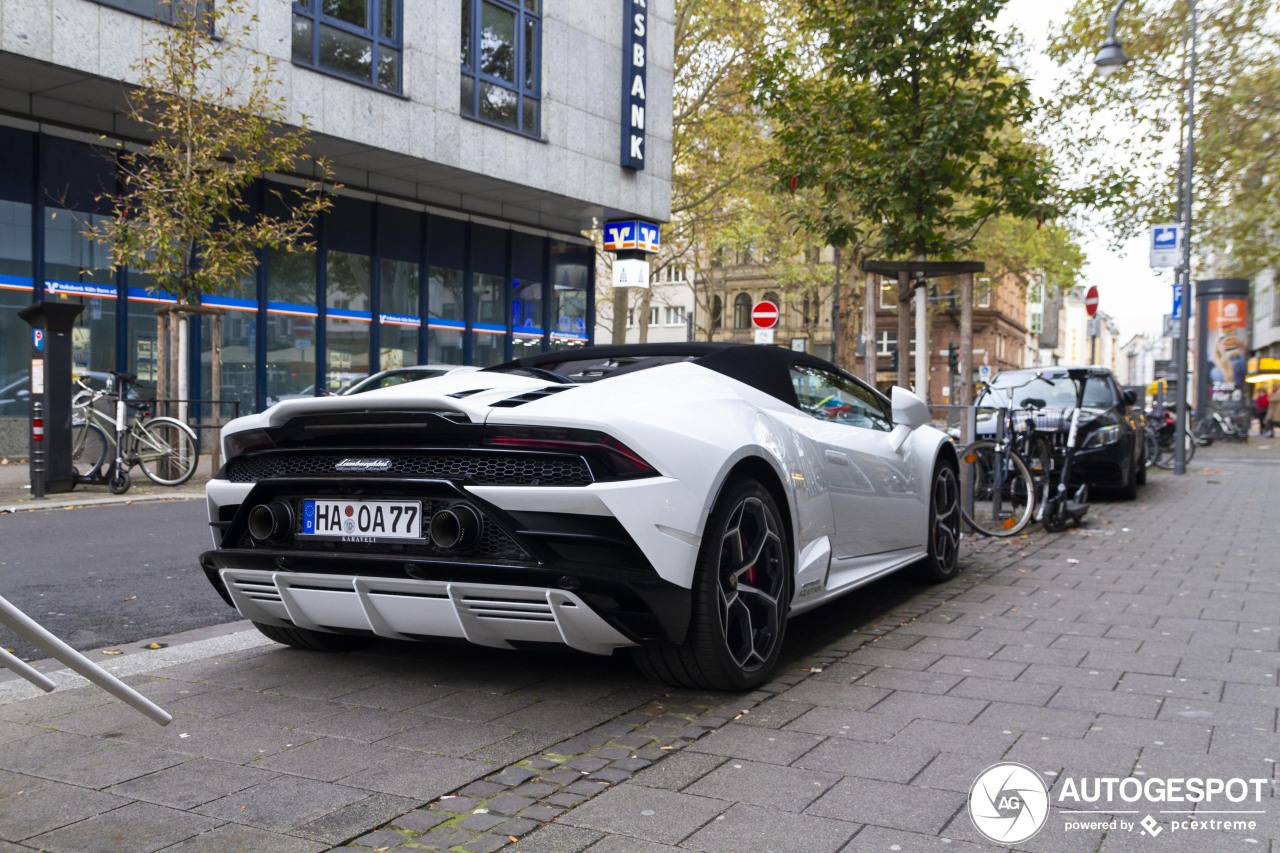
<box><xmin>751</xmin><ymin>300</ymin><xmax>779</xmax><ymax>330</ymax></box>
<box><xmin>1150</xmin><ymin>224</ymin><xmax>1181</xmax><ymax>268</ymax></box>
<box><xmin>1085</xmin><ymin>285</ymin><xmax>1099</xmax><ymax>318</ymax></box>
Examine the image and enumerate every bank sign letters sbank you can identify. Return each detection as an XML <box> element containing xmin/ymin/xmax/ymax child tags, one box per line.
<box><xmin>621</xmin><ymin>0</ymin><xmax>647</xmax><ymax>170</ymax></box>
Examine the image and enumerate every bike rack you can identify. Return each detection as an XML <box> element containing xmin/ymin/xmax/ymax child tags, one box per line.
<box><xmin>0</xmin><ymin>594</ymin><xmax>172</xmax><ymax>725</ymax></box>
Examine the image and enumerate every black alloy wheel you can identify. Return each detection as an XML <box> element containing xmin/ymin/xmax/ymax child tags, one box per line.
<box><xmin>633</xmin><ymin>477</ymin><xmax>791</xmax><ymax>691</ymax></box>
<box><xmin>920</xmin><ymin>462</ymin><xmax>962</xmax><ymax>581</ymax></box>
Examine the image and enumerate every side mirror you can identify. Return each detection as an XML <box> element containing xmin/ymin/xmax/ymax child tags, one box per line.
<box><xmin>891</xmin><ymin>386</ymin><xmax>930</xmax><ymax>430</ymax></box>
<box><xmin>1122</xmin><ymin>389</ymin><xmax>1138</xmax><ymax>407</ymax></box>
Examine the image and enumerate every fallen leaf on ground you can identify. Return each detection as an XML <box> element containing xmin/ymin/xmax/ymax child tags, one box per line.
<box><xmin>145</xmin><ymin>642</ymin><xmax>166</xmax><ymax>650</ymax></box>
<box><xmin>101</xmin><ymin>649</ymin><xmax>122</xmax><ymax>655</ymax></box>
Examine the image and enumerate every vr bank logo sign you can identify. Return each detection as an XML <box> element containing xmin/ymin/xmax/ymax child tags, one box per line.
<box><xmin>969</xmin><ymin>764</ymin><xmax>1271</xmax><ymax>844</ymax></box>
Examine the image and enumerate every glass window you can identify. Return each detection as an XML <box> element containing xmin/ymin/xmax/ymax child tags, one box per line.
<box><xmin>460</xmin><ymin>0</ymin><xmax>541</xmax><ymax>136</ymax></box>
<box><xmin>711</xmin><ymin>295</ymin><xmax>722</xmax><ymax>331</ymax></box>
<box><xmin>472</xmin><ymin>272</ymin><xmax>506</xmax><ymax>366</ymax></box>
<box><xmin>665</xmin><ymin>306</ymin><xmax>686</xmax><ymax>326</ymax></box>
<box><xmin>91</xmin><ymin>0</ymin><xmax>210</xmax><ymax>24</ymax></box>
<box><xmin>428</xmin><ymin>266</ymin><xmax>465</xmax><ymax>364</ymax></box>
<box><xmin>380</xmin><ymin>258</ymin><xmax>420</xmax><ymax>369</ymax></box>
<box><xmin>512</xmin><ymin>276</ymin><xmax>543</xmax><ymax>350</ymax></box>
<box><xmin>791</xmin><ymin>365</ymin><xmax>892</xmax><ymax>432</ymax></box>
<box><xmin>733</xmin><ymin>293</ymin><xmax>751</xmax><ymax>329</ymax></box>
<box><xmin>200</xmin><ymin>274</ymin><xmax>257</xmax><ymax>425</ymax></box>
<box><xmin>326</xmin><ymin>249</ymin><xmax>372</xmax><ymax>391</ymax></box>
<box><xmin>548</xmin><ymin>241</ymin><xmax>590</xmax><ymax>351</ymax></box>
<box><xmin>879</xmin><ymin>279</ymin><xmax>897</xmax><ymax>310</ymax></box>
<box><xmin>0</xmin><ymin>128</ymin><xmax>35</xmax><ymax>407</ymax></box>
<box><xmin>293</xmin><ymin>0</ymin><xmax>402</xmax><ymax>92</ymax></box>
<box><xmin>977</xmin><ymin>278</ymin><xmax>992</xmax><ymax>307</ymax></box>
<box><xmin>264</xmin><ymin>245</ymin><xmax>318</xmax><ymax>405</ymax></box>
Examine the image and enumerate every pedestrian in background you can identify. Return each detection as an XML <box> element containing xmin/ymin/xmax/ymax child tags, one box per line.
<box><xmin>1256</xmin><ymin>387</ymin><xmax>1272</xmax><ymax>437</ymax></box>
<box><xmin>1267</xmin><ymin>383</ymin><xmax>1280</xmax><ymax>438</ymax></box>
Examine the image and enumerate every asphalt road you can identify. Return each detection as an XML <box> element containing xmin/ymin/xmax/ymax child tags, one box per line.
<box><xmin>0</xmin><ymin>499</ymin><xmax>241</xmax><ymax>662</ymax></box>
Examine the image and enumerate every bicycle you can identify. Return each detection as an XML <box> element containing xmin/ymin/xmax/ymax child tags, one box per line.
<box><xmin>958</xmin><ymin>374</ymin><xmax>1053</xmax><ymax>537</ymax></box>
<box><xmin>71</xmin><ymin>372</ymin><xmax>199</xmax><ymax>494</ymax></box>
<box><xmin>1193</xmin><ymin>406</ymin><xmax>1250</xmax><ymax>444</ymax></box>
<box><xmin>1041</xmin><ymin>368</ymin><xmax>1091</xmax><ymax>533</ymax></box>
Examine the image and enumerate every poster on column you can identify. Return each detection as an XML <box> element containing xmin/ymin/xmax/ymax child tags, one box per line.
<box><xmin>1204</xmin><ymin>297</ymin><xmax>1248</xmax><ymax>403</ymax></box>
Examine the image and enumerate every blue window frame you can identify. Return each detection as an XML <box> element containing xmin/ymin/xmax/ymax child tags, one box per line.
<box><xmin>460</xmin><ymin>0</ymin><xmax>541</xmax><ymax>137</ymax></box>
<box><xmin>292</xmin><ymin>0</ymin><xmax>402</xmax><ymax>93</ymax></box>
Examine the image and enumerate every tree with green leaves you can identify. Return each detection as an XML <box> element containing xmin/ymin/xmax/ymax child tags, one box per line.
<box><xmin>754</xmin><ymin>0</ymin><xmax>1068</xmax><ymax>263</ymax></box>
<box><xmin>1047</xmin><ymin>0</ymin><xmax>1279</xmax><ymax>277</ymax></box>
<box><xmin>88</xmin><ymin>0</ymin><xmax>332</xmax><ymax>430</ymax></box>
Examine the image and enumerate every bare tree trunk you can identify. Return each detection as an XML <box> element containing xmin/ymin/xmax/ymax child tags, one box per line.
<box><xmin>177</xmin><ymin>312</ymin><xmax>188</xmax><ymax>426</ymax></box>
<box><xmin>156</xmin><ymin>309</ymin><xmax>169</xmax><ymax>415</ymax></box>
<box><xmin>863</xmin><ymin>270</ymin><xmax>877</xmax><ymax>385</ymax></box>
<box><xmin>959</xmin><ymin>272</ymin><xmax>974</xmax><ymax>406</ymax></box>
<box><xmin>897</xmin><ymin>272</ymin><xmax>911</xmax><ymax>388</ymax></box>
<box><xmin>637</xmin><ymin>287</ymin><xmax>653</xmax><ymax>344</ymax></box>
<box><xmin>168</xmin><ymin>310</ymin><xmax>181</xmax><ymax>420</ymax></box>
<box><xmin>611</xmin><ymin>288</ymin><xmax>629</xmax><ymax>345</ymax></box>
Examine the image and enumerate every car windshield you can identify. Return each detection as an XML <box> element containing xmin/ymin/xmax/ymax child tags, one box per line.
<box><xmin>980</xmin><ymin>373</ymin><xmax>1115</xmax><ymax>409</ymax></box>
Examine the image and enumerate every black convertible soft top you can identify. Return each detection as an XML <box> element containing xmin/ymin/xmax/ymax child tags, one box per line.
<box><xmin>485</xmin><ymin>343</ymin><xmax>878</xmax><ymax>409</ymax></box>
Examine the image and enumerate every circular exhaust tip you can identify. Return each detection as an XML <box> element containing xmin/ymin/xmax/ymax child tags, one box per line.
<box><xmin>430</xmin><ymin>504</ymin><xmax>483</xmax><ymax>551</ymax></box>
<box><xmin>248</xmin><ymin>501</ymin><xmax>294</xmax><ymax>543</ymax></box>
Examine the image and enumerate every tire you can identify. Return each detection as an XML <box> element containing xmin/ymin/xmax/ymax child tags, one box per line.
<box><xmin>918</xmin><ymin>461</ymin><xmax>962</xmax><ymax>582</ymax></box>
<box><xmin>135</xmin><ymin>417</ymin><xmax>198</xmax><ymax>486</ymax></box>
<box><xmin>1193</xmin><ymin>417</ymin><xmax>1219</xmax><ymax>445</ymax></box>
<box><xmin>1135</xmin><ymin>439</ymin><xmax>1147</xmax><ymax>485</ymax></box>
<box><xmin>958</xmin><ymin>441</ymin><xmax>1035</xmax><ymax>537</ymax></box>
<box><xmin>252</xmin><ymin>622</ymin><xmax>369</xmax><ymax>652</ymax></box>
<box><xmin>1142</xmin><ymin>427</ymin><xmax>1157</xmax><ymax>469</ymax></box>
<box><xmin>1022</xmin><ymin>435</ymin><xmax>1054</xmax><ymax>521</ymax></box>
<box><xmin>1118</xmin><ymin>452</ymin><xmax>1138</xmax><ymax>500</ymax></box>
<box><xmin>108</xmin><ymin>469</ymin><xmax>131</xmax><ymax>495</ymax></box>
<box><xmin>1042</xmin><ymin>496</ymin><xmax>1070</xmax><ymax>533</ymax></box>
<box><xmin>1155</xmin><ymin>428</ymin><xmax>1195</xmax><ymax>470</ymax></box>
<box><xmin>70</xmin><ymin>422</ymin><xmax>109</xmax><ymax>477</ymax></box>
<box><xmin>633</xmin><ymin>477</ymin><xmax>790</xmax><ymax>692</ymax></box>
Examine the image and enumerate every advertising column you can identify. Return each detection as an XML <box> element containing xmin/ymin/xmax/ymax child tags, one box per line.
<box><xmin>1195</xmin><ymin>278</ymin><xmax>1250</xmax><ymax>414</ymax></box>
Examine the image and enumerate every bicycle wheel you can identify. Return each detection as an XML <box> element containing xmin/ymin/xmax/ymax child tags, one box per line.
<box><xmin>1019</xmin><ymin>434</ymin><xmax>1054</xmax><ymax>522</ymax></box>
<box><xmin>1155</xmin><ymin>428</ymin><xmax>1196</xmax><ymax>469</ymax></box>
<box><xmin>959</xmin><ymin>440</ymin><xmax>1035</xmax><ymax>537</ymax></box>
<box><xmin>134</xmin><ymin>417</ymin><xmax>198</xmax><ymax>486</ymax></box>
<box><xmin>1142</xmin><ymin>427</ymin><xmax>1158</xmax><ymax>469</ymax></box>
<box><xmin>70</xmin><ymin>421</ymin><xmax>109</xmax><ymax>477</ymax></box>
<box><xmin>1193</xmin><ymin>417</ymin><xmax>1220</xmax><ymax>445</ymax></box>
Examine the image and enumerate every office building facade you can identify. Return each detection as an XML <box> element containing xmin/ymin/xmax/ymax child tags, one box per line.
<box><xmin>0</xmin><ymin>0</ymin><xmax>672</xmax><ymax>430</ymax></box>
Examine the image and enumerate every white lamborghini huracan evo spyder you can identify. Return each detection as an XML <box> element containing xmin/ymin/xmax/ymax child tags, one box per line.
<box><xmin>201</xmin><ymin>343</ymin><xmax>962</xmax><ymax>690</ymax></box>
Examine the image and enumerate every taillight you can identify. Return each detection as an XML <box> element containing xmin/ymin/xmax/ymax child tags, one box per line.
<box><xmin>223</xmin><ymin>428</ymin><xmax>276</xmax><ymax>462</ymax></box>
<box><xmin>484</xmin><ymin>426</ymin><xmax>656</xmax><ymax>479</ymax></box>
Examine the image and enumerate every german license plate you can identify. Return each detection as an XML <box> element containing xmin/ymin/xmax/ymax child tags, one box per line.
<box><xmin>300</xmin><ymin>499</ymin><xmax>422</xmax><ymax>541</ymax></box>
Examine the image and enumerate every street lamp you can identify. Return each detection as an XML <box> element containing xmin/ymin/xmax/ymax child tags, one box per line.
<box><xmin>1094</xmin><ymin>0</ymin><xmax>1196</xmax><ymax>475</ymax></box>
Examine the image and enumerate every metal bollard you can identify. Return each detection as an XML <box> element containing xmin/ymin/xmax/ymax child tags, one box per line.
<box><xmin>29</xmin><ymin>398</ymin><xmax>45</xmax><ymax>500</ymax></box>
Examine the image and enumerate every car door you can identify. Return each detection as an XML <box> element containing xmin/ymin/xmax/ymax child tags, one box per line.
<box><xmin>789</xmin><ymin>365</ymin><xmax>924</xmax><ymax>559</ymax></box>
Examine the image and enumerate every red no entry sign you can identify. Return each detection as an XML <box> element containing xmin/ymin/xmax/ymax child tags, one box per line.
<box><xmin>752</xmin><ymin>300</ymin><xmax>779</xmax><ymax>329</ymax></box>
<box><xmin>1085</xmin><ymin>286</ymin><xmax>1099</xmax><ymax>318</ymax></box>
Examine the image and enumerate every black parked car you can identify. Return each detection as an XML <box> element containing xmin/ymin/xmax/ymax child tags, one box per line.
<box><xmin>977</xmin><ymin>366</ymin><xmax>1147</xmax><ymax>499</ymax></box>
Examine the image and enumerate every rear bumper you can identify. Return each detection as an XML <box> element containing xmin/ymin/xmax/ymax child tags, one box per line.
<box><xmin>216</xmin><ymin>568</ymin><xmax>635</xmax><ymax>655</ymax></box>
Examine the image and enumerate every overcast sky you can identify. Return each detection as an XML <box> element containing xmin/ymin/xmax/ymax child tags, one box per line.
<box><xmin>999</xmin><ymin>0</ymin><xmax>1175</xmax><ymax>343</ymax></box>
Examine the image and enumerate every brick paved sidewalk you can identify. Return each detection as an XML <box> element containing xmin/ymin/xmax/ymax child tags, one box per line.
<box><xmin>522</xmin><ymin>439</ymin><xmax>1280</xmax><ymax>853</ymax></box>
<box><xmin>0</xmin><ymin>438</ymin><xmax>1276</xmax><ymax>852</ymax></box>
